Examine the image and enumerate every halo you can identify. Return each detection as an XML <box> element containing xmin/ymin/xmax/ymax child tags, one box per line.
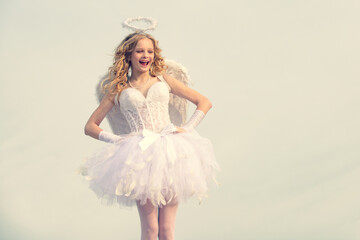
<box><xmin>122</xmin><ymin>17</ymin><xmax>157</xmax><ymax>32</ymax></box>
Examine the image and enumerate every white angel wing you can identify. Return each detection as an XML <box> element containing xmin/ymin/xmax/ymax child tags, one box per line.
<box><xmin>96</xmin><ymin>59</ymin><xmax>190</xmax><ymax>134</ymax></box>
<box><xmin>96</xmin><ymin>75</ymin><xmax>131</xmax><ymax>135</ymax></box>
<box><xmin>164</xmin><ymin>59</ymin><xmax>190</xmax><ymax>126</ymax></box>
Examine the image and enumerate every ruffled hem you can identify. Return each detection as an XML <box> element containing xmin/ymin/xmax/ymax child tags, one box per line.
<box><xmin>79</xmin><ymin>129</ymin><xmax>219</xmax><ymax>207</ymax></box>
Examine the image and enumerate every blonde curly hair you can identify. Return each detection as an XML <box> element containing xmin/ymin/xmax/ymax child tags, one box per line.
<box><xmin>101</xmin><ymin>32</ymin><xmax>167</xmax><ymax>95</ymax></box>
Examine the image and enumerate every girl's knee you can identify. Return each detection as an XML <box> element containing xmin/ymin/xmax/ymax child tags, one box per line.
<box><xmin>159</xmin><ymin>224</ymin><xmax>175</xmax><ymax>240</ymax></box>
<box><xmin>142</xmin><ymin>223</ymin><xmax>158</xmax><ymax>239</ymax></box>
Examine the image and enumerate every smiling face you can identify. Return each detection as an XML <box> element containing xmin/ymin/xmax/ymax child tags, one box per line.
<box><xmin>130</xmin><ymin>38</ymin><xmax>155</xmax><ymax>74</ymax></box>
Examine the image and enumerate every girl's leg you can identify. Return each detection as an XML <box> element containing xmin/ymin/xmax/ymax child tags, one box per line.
<box><xmin>136</xmin><ymin>200</ymin><xmax>159</xmax><ymax>240</ymax></box>
<box><xmin>158</xmin><ymin>201</ymin><xmax>179</xmax><ymax>240</ymax></box>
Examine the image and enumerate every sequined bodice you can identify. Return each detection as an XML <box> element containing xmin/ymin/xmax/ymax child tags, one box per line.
<box><xmin>119</xmin><ymin>81</ymin><xmax>171</xmax><ymax>133</ymax></box>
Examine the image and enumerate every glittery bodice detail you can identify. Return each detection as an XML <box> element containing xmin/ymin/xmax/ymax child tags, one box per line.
<box><xmin>119</xmin><ymin>81</ymin><xmax>171</xmax><ymax>133</ymax></box>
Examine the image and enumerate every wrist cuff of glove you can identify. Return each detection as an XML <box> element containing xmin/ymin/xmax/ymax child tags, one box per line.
<box><xmin>98</xmin><ymin>130</ymin><xmax>122</xmax><ymax>143</ymax></box>
<box><xmin>182</xmin><ymin>110</ymin><xmax>205</xmax><ymax>131</ymax></box>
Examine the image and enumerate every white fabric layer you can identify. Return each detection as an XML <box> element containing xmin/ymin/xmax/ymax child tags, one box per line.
<box><xmin>80</xmin><ymin>129</ymin><xmax>218</xmax><ymax>207</ymax></box>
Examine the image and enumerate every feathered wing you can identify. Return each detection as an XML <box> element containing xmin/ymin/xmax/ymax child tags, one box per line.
<box><xmin>96</xmin><ymin>75</ymin><xmax>131</xmax><ymax>135</ymax></box>
<box><xmin>164</xmin><ymin>59</ymin><xmax>190</xmax><ymax>127</ymax></box>
<box><xmin>96</xmin><ymin>59</ymin><xmax>190</xmax><ymax>134</ymax></box>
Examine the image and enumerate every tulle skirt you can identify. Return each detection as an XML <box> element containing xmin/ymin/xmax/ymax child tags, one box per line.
<box><xmin>79</xmin><ymin>129</ymin><xmax>219</xmax><ymax>207</ymax></box>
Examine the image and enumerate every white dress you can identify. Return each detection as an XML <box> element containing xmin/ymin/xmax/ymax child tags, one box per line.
<box><xmin>80</xmin><ymin>76</ymin><xmax>219</xmax><ymax>207</ymax></box>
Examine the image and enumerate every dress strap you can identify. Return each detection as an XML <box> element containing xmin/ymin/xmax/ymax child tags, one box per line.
<box><xmin>114</xmin><ymin>93</ymin><xmax>120</xmax><ymax>106</ymax></box>
<box><xmin>157</xmin><ymin>75</ymin><xmax>171</xmax><ymax>92</ymax></box>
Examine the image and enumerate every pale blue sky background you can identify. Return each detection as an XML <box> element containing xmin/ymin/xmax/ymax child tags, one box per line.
<box><xmin>1</xmin><ymin>0</ymin><xmax>359</xmax><ymax>239</ymax></box>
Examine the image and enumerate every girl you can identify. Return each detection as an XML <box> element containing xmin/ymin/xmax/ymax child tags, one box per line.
<box><xmin>82</xmin><ymin>32</ymin><xmax>218</xmax><ymax>240</ymax></box>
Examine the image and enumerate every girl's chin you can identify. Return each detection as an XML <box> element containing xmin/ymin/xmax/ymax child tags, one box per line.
<box><xmin>132</xmin><ymin>68</ymin><xmax>150</xmax><ymax>74</ymax></box>
<box><xmin>139</xmin><ymin>66</ymin><xmax>150</xmax><ymax>71</ymax></box>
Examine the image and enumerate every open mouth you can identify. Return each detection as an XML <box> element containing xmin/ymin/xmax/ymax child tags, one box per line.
<box><xmin>139</xmin><ymin>60</ymin><xmax>150</xmax><ymax>67</ymax></box>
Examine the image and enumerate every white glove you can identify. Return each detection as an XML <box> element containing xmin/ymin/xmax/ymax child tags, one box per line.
<box><xmin>182</xmin><ymin>110</ymin><xmax>205</xmax><ymax>131</ymax></box>
<box><xmin>98</xmin><ymin>130</ymin><xmax>123</xmax><ymax>143</ymax></box>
